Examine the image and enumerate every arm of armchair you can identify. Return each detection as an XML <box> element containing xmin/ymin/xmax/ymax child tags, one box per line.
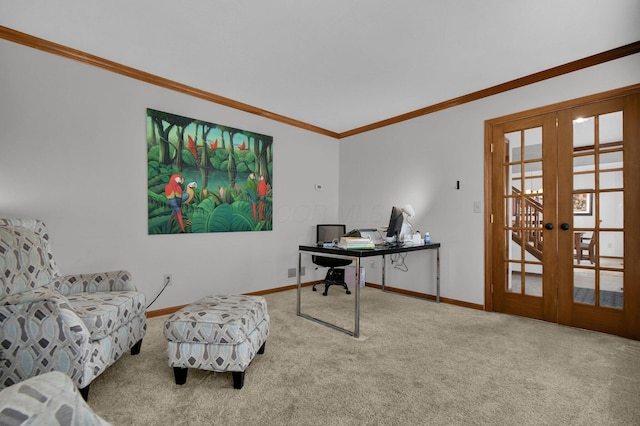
<box><xmin>0</xmin><ymin>287</ymin><xmax>90</xmax><ymax>388</ymax></box>
<box><xmin>52</xmin><ymin>270</ymin><xmax>137</xmax><ymax>295</ymax></box>
<box><xmin>0</xmin><ymin>371</ymin><xmax>110</xmax><ymax>425</ymax></box>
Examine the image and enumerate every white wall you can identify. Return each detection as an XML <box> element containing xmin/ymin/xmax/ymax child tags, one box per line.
<box><xmin>1</xmin><ymin>38</ymin><xmax>638</xmax><ymax>310</ymax></box>
<box><xmin>339</xmin><ymin>53</ymin><xmax>640</xmax><ymax>306</ymax></box>
<box><xmin>0</xmin><ymin>39</ymin><xmax>339</xmax><ymax>309</ymax></box>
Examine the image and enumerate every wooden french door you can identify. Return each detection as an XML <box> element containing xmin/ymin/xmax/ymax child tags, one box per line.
<box><xmin>486</xmin><ymin>87</ymin><xmax>640</xmax><ymax>339</ymax></box>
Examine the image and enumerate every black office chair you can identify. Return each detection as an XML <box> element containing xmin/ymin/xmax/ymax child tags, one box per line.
<box><xmin>312</xmin><ymin>224</ymin><xmax>352</xmax><ymax>296</ymax></box>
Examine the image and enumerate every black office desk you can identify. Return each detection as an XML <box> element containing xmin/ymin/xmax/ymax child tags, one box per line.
<box><xmin>297</xmin><ymin>243</ymin><xmax>441</xmax><ymax>338</ymax></box>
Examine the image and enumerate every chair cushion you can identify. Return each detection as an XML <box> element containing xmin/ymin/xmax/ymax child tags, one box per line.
<box><xmin>0</xmin><ymin>371</ymin><xmax>111</xmax><ymax>426</ymax></box>
<box><xmin>0</xmin><ymin>226</ymin><xmax>61</xmax><ymax>299</ymax></box>
<box><xmin>164</xmin><ymin>295</ymin><xmax>268</xmax><ymax>345</ymax></box>
<box><xmin>66</xmin><ymin>291</ymin><xmax>146</xmax><ymax>340</ymax></box>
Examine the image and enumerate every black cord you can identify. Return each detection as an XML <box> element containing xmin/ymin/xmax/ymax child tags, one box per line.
<box><xmin>391</xmin><ymin>252</ymin><xmax>408</xmax><ymax>272</ymax></box>
<box><xmin>146</xmin><ymin>278</ymin><xmax>170</xmax><ymax>309</ymax></box>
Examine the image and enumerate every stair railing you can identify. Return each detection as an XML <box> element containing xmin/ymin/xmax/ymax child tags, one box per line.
<box><xmin>512</xmin><ymin>187</ymin><xmax>543</xmax><ymax>261</ymax></box>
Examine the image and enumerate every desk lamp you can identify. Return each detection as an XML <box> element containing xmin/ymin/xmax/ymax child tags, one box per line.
<box><xmin>402</xmin><ymin>204</ymin><xmax>415</xmax><ymax>231</ymax></box>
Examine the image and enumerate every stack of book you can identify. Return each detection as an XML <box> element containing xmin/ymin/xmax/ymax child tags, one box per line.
<box><xmin>337</xmin><ymin>236</ymin><xmax>375</xmax><ymax>249</ymax></box>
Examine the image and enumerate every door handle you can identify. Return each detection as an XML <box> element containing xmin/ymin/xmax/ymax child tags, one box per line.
<box><xmin>560</xmin><ymin>223</ymin><xmax>571</xmax><ymax>230</ymax></box>
<box><xmin>545</xmin><ymin>223</ymin><xmax>554</xmax><ymax>230</ymax></box>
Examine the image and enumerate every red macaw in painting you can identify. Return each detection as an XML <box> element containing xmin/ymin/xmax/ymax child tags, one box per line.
<box><xmin>246</xmin><ymin>173</ymin><xmax>258</xmax><ymax>221</ymax></box>
<box><xmin>257</xmin><ymin>175</ymin><xmax>268</xmax><ymax>222</ymax></box>
<box><xmin>165</xmin><ymin>174</ymin><xmax>187</xmax><ymax>232</ymax></box>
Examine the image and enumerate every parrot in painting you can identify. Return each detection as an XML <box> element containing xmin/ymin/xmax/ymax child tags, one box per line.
<box><xmin>257</xmin><ymin>175</ymin><xmax>269</xmax><ymax>222</ymax></box>
<box><xmin>208</xmin><ymin>139</ymin><xmax>218</xmax><ymax>150</ymax></box>
<box><xmin>236</xmin><ymin>141</ymin><xmax>247</xmax><ymax>150</ymax></box>
<box><xmin>165</xmin><ymin>174</ymin><xmax>196</xmax><ymax>232</ymax></box>
<box><xmin>185</xmin><ymin>182</ymin><xmax>197</xmax><ymax>204</ymax></box>
<box><xmin>246</xmin><ymin>173</ymin><xmax>258</xmax><ymax>221</ymax></box>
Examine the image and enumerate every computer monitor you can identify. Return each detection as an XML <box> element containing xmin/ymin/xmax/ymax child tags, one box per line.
<box><xmin>386</xmin><ymin>206</ymin><xmax>404</xmax><ymax>241</ymax></box>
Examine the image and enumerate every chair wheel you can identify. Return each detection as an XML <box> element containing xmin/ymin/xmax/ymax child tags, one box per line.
<box><xmin>322</xmin><ymin>291</ymin><xmax>328</xmax><ymax>296</ymax></box>
<box><xmin>312</xmin><ymin>287</ymin><xmax>317</xmax><ymax>291</ymax></box>
<box><xmin>346</xmin><ymin>290</ymin><xmax>351</xmax><ymax>295</ymax></box>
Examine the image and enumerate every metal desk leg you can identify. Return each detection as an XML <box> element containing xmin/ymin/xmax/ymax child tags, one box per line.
<box><xmin>381</xmin><ymin>254</ymin><xmax>386</xmax><ymax>292</ymax></box>
<box><xmin>354</xmin><ymin>258</ymin><xmax>360</xmax><ymax>338</ymax></box>
<box><xmin>296</xmin><ymin>250</ymin><xmax>359</xmax><ymax>338</ymax></box>
<box><xmin>436</xmin><ymin>247</ymin><xmax>440</xmax><ymax>303</ymax></box>
<box><xmin>297</xmin><ymin>252</ymin><xmax>302</xmax><ymax>315</ymax></box>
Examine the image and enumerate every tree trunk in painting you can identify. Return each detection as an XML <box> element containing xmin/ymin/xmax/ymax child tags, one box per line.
<box><xmin>175</xmin><ymin>126</ymin><xmax>185</xmax><ymax>172</ymax></box>
<box><xmin>260</xmin><ymin>139</ymin><xmax>272</xmax><ymax>184</ymax></box>
<box><xmin>226</xmin><ymin>129</ymin><xmax>237</xmax><ymax>189</ymax></box>
<box><xmin>254</xmin><ymin>138</ymin><xmax>260</xmax><ymax>176</ymax></box>
<box><xmin>152</xmin><ymin>117</ymin><xmax>173</xmax><ymax>165</ymax></box>
<box><xmin>199</xmin><ymin>124</ymin><xmax>214</xmax><ymax>191</ymax></box>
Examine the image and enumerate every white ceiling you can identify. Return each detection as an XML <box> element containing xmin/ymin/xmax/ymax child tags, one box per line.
<box><xmin>1</xmin><ymin>0</ymin><xmax>639</xmax><ymax>134</ymax></box>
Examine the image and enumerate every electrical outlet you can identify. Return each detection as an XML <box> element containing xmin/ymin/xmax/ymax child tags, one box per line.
<box><xmin>164</xmin><ymin>274</ymin><xmax>172</xmax><ymax>286</ymax></box>
<box><xmin>288</xmin><ymin>267</ymin><xmax>305</xmax><ymax>278</ymax></box>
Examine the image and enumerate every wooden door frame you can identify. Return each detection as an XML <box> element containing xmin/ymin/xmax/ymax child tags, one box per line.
<box><xmin>556</xmin><ymin>98</ymin><xmax>627</xmax><ymax>336</ymax></box>
<box><xmin>623</xmin><ymin>92</ymin><xmax>640</xmax><ymax>339</ymax></box>
<box><xmin>489</xmin><ymin>114</ymin><xmax>558</xmax><ymax>321</ymax></box>
<box><xmin>484</xmin><ymin>84</ymin><xmax>640</xmax><ymax>338</ymax></box>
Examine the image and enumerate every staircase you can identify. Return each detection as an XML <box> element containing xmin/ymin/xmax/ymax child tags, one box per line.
<box><xmin>511</xmin><ymin>187</ymin><xmax>543</xmax><ymax>261</ymax></box>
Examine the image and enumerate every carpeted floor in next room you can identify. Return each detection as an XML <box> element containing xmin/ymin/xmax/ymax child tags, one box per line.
<box><xmin>87</xmin><ymin>287</ymin><xmax>640</xmax><ymax>426</ymax></box>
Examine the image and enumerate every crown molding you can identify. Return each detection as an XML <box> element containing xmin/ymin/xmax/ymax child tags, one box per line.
<box><xmin>1</xmin><ymin>26</ymin><xmax>638</xmax><ymax>139</ymax></box>
<box><xmin>340</xmin><ymin>40</ymin><xmax>640</xmax><ymax>138</ymax></box>
<box><xmin>0</xmin><ymin>26</ymin><xmax>340</xmax><ymax>139</ymax></box>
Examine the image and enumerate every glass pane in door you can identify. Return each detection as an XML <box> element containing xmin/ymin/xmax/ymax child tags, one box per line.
<box><xmin>524</xmin><ymin>262</ymin><xmax>542</xmax><ymax>296</ymax></box>
<box><xmin>571</xmin><ymin>111</ymin><xmax>624</xmax><ymax>309</ymax></box>
<box><xmin>507</xmin><ymin>261</ymin><xmax>522</xmax><ymax>293</ymax></box>
<box><xmin>600</xmin><ymin>192</ymin><xmax>623</xmax><ymax>228</ymax></box>
<box><xmin>599</xmin><ymin>230</ymin><xmax>624</xmax><ymax>310</ymax></box>
<box><xmin>573</xmin><ymin>116</ymin><xmax>595</xmax><ymax>147</ymax></box>
<box><xmin>599</xmin><ymin>111</ymin><xmax>623</xmax><ymax>143</ymax></box>
<box><xmin>600</xmin><ymin>231</ymin><xmax>624</xmax><ymax>261</ymax></box>
<box><xmin>504</xmin><ymin>128</ymin><xmax>544</xmax><ymax>297</ymax></box>
<box><xmin>600</xmin><ymin>270</ymin><xmax>623</xmax><ymax>309</ymax></box>
<box><xmin>574</xmin><ymin>268</ymin><xmax>595</xmax><ymax>305</ymax></box>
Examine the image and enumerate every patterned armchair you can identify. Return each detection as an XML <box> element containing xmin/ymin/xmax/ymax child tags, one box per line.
<box><xmin>0</xmin><ymin>219</ymin><xmax>146</xmax><ymax>400</ymax></box>
<box><xmin>0</xmin><ymin>371</ymin><xmax>111</xmax><ymax>425</ymax></box>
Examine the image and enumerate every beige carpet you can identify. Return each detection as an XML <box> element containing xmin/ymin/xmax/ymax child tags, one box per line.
<box><xmin>88</xmin><ymin>287</ymin><xmax>640</xmax><ymax>425</ymax></box>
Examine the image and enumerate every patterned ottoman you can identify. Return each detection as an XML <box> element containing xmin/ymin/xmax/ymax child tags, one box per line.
<box><xmin>163</xmin><ymin>295</ymin><xmax>269</xmax><ymax>389</ymax></box>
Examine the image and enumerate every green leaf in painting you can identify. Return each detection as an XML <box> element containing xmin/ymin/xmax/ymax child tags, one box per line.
<box><xmin>182</xmin><ymin>149</ymin><xmax>197</xmax><ymax>166</ymax></box>
<box><xmin>198</xmin><ymin>197</ymin><xmax>217</xmax><ymax>212</ymax></box>
<box><xmin>236</xmin><ymin>162</ymin><xmax>248</xmax><ymax>173</ymax></box>
<box><xmin>148</xmin><ymin>214</ymin><xmax>172</xmax><ymax>234</ymax></box>
<box><xmin>148</xmin><ymin>146</ymin><xmax>160</xmax><ymax>162</ymax></box>
<box><xmin>231</xmin><ymin>201</ymin><xmax>255</xmax><ymax>231</ymax></box>
<box><xmin>190</xmin><ymin>198</ymin><xmax>221</xmax><ymax>233</ymax></box>
<box><xmin>148</xmin><ymin>161</ymin><xmax>160</xmax><ymax>178</ymax></box>
<box><xmin>210</xmin><ymin>156</ymin><xmax>221</xmax><ymax>170</ymax></box>
<box><xmin>209</xmin><ymin>203</ymin><xmax>233</xmax><ymax>232</ymax></box>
